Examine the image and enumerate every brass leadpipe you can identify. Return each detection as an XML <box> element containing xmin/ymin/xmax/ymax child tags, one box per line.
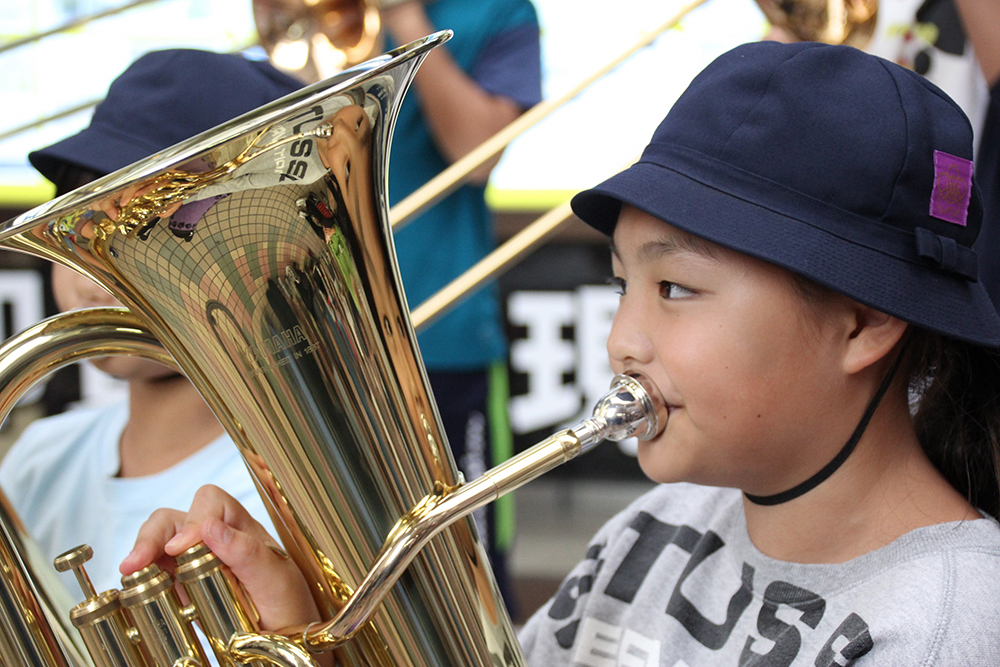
<box><xmin>299</xmin><ymin>373</ymin><xmax>663</xmax><ymax>653</ymax></box>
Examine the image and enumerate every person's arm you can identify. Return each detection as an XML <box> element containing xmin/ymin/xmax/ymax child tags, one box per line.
<box><xmin>380</xmin><ymin>1</ymin><xmax>526</xmax><ymax>182</ymax></box>
<box><xmin>952</xmin><ymin>0</ymin><xmax>1000</xmax><ymax>87</ymax></box>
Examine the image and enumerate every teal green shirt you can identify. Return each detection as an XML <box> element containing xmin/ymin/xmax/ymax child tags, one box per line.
<box><xmin>388</xmin><ymin>0</ymin><xmax>542</xmax><ymax>369</ymax></box>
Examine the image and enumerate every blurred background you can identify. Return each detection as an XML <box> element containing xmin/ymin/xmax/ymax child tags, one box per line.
<box><xmin>0</xmin><ymin>0</ymin><xmax>768</xmax><ymax>623</ymax></box>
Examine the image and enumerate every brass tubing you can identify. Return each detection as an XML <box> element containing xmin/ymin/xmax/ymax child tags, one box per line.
<box><xmin>71</xmin><ymin>596</ymin><xmax>148</xmax><ymax>667</ymax></box>
<box><xmin>2</xmin><ymin>33</ymin><xmax>522</xmax><ymax>667</ymax></box>
<box><xmin>0</xmin><ymin>511</ymin><xmax>86</xmax><ymax>667</ymax></box>
<box><xmin>297</xmin><ymin>373</ymin><xmax>657</xmax><ymax>652</ymax></box>
<box><xmin>173</xmin><ymin>544</ymin><xmax>266</xmax><ymax>666</ymax></box>
<box><xmin>471</xmin><ymin>431</ymin><xmax>583</xmax><ymax>498</ymax></box>
<box><xmin>227</xmin><ymin>633</ymin><xmax>316</xmax><ymax>667</ymax></box>
<box><xmin>300</xmin><ymin>427</ymin><xmax>586</xmax><ymax>651</ymax></box>
<box><xmin>119</xmin><ymin>564</ymin><xmax>207</xmax><ymax>667</ymax></box>
<box><xmin>0</xmin><ymin>307</ymin><xmax>174</xmax><ymax>421</ymax></box>
<box><xmin>0</xmin><ymin>308</ymin><xmax>170</xmax><ymax>667</ymax></box>
<box><xmin>387</xmin><ymin>0</ymin><xmax>709</xmax><ymax>231</ymax></box>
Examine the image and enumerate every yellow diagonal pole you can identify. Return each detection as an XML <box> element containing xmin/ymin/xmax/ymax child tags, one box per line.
<box><xmin>389</xmin><ymin>0</ymin><xmax>708</xmax><ymax>231</ymax></box>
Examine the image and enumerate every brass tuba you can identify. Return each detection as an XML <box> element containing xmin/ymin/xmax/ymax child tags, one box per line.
<box><xmin>0</xmin><ymin>32</ymin><xmax>660</xmax><ymax>667</ymax></box>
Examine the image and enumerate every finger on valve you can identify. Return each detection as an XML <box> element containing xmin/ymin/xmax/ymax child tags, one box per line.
<box><xmin>121</xmin><ymin>484</ymin><xmax>320</xmax><ymax>631</ymax></box>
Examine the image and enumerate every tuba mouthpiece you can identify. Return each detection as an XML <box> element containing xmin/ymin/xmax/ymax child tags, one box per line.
<box><xmin>570</xmin><ymin>373</ymin><xmax>667</xmax><ymax>451</ymax></box>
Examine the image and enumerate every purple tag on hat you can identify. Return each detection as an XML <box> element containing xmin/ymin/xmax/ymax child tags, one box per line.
<box><xmin>930</xmin><ymin>150</ymin><xmax>974</xmax><ymax>226</ymax></box>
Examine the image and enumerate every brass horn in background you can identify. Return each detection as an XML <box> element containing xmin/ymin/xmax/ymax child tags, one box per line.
<box><xmin>0</xmin><ymin>32</ymin><xmax>660</xmax><ymax>667</ymax></box>
<box><xmin>0</xmin><ymin>0</ymin><xmax>878</xmax><ymax>176</ymax></box>
<box><xmin>754</xmin><ymin>0</ymin><xmax>877</xmax><ymax>46</ymax></box>
<box><xmin>253</xmin><ymin>0</ymin><xmax>383</xmax><ymax>83</ymax></box>
<box><xmin>0</xmin><ymin>0</ymin><xmax>383</xmax><ymax>141</ymax></box>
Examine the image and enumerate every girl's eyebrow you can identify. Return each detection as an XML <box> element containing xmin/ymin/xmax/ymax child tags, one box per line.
<box><xmin>609</xmin><ymin>234</ymin><xmax>720</xmax><ymax>263</ymax></box>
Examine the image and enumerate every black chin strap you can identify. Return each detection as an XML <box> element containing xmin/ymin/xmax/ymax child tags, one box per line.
<box><xmin>744</xmin><ymin>336</ymin><xmax>911</xmax><ymax>507</ymax></box>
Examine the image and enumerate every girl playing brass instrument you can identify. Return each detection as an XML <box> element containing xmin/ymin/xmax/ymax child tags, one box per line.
<box><xmin>125</xmin><ymin>41</ymin><xmax>1000</xmax><ymax>665</ymax></box>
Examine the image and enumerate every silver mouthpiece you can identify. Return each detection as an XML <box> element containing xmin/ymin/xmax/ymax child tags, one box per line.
<box><xmin>570</xmin><ymin>373</ymin><xmax>666</xmax><ymax>450</ymax></box>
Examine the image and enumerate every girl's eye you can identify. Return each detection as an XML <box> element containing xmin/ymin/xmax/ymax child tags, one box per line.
<box><xmin>609</xmin><ymin>276</ymin><xmax>626</xmax><ymax>296</ymax></box>
<box><xmin>659</xmin><ymin>281</ymin><xmax>694</xmax><ymax>299</ymax></box>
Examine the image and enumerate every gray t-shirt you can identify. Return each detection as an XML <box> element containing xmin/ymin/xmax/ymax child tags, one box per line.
<box><xmin>519</xmin><ymin>483</ymin><xmax>1000</xmax><ymax>666</ymax></box>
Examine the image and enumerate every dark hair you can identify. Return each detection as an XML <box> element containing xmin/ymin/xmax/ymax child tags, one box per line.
<box><xmin>909</xmin><ymin>331</ymin><xmax>1000</xmax><ymax>519</ymax></box>
<box><xmin>790</xmin><ymin>272</ymin><xmax>1000</xmax><ymax>518</ymax></box>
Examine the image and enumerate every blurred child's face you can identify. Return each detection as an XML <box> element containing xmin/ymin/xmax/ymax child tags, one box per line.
<box><xmin>607</xmin><ymin>206</ymin><xmax>853</xmax><ymax>495</ymax></box>
<box><xmin>318</xmin><ymin>107</ymin><xmax>373</xmax><ymax>216</ymax></box>
<box><xmin>51</xmin><ymin>264</ymin><xmax>181</xmax><ymax>382</ymax></box>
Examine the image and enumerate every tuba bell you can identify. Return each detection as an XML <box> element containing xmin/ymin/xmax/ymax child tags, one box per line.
<box><xmin>0</xmin><ymin>32</ymin><xmax>661</xmax><ymax>667</ymax></box>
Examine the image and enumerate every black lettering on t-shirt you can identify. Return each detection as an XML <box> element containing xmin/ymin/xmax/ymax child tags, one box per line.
<box><xmin>668</xmin><ymin>557</ymin><xmax>755</xmax><ymax>650</ymax></box>
<box><xmin>605</xmin><ymin>511</ymin><xmax>687</xmax><ymax>603</ymax></box>
<box><xmin>554</xmin><ymin>620</ymin><xmax>580</xmax><ymax>650</ymax></box>
<box><xmin>547</xmin><ymin>543</ymin><xmax>604</xmax><ymax>648</ymax></box>
<box><xmin>291</xmin><ymin>105</ymin><xmax>325</xmax><ymax>134</ymax></box>
<box><xmin>814</xmin><ymin>613</ymin><xmax>873</xmax><ymax>666</ymax></box>
<box><xmin>601</xmin><ymin>510</ymin><xmax>755</xmax><ymax>650</ymax></box>
<box><xmin>279</xmin><ymin>160</ymin><xmax>309</xmax><ymax>182</ymax></box>
<box><xmin>550</xmin><ymin>574</ymin><xmax>594</xmax><ymax>620</ymax></box>
<box><xmin>740</xmin><ymin>581</ymin><xmax>826</xmax><ymax>666</ymax></box>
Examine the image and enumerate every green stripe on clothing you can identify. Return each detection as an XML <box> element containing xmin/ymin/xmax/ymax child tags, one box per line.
<box><xmin>487</xmin><ymin>360</ymin><xmax>515</xmax><ymax>551</ymax></box>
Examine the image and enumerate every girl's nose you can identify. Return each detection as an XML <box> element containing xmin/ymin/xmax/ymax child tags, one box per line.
<box><xmin>606</xmin><ymin>296</ymin><xmax>655</xmax><ymax>369</ymax></box>
<box><xmin>334</xmin><ymin>106</ymin><xmax>366</xmax><ymax>137</ymax></box>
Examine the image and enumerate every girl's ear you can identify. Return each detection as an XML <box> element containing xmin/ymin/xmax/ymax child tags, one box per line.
<box><xmin>842</xmin><ymin>303</ymin><xmax>908</xmax><ymax>375</ymax></box>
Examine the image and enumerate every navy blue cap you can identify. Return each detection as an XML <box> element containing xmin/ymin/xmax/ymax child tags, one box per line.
<box><xmin>572</xmin><ymin>40</ymin><xmax>1000</xmax><ymax>346</ymax></box>
<box><xmin>29</xmin><ymin>49</ymin><xmax>304</xmax><ymax>182</ymax></box>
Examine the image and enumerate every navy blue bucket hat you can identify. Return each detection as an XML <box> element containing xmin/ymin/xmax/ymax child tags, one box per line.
<box><xmin>29</xmin><ymin>49</ymin><xmax>304</xmax><ymax>182</ymax></box>
<box><xmin>572</xmin><ymin>40</ymin><xmax>1000</xmax><ymax>346</ymax></box>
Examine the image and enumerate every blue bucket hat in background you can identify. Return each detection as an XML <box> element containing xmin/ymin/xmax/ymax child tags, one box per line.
<box><xmin>29</xmin><ymin>49</ymin><xmax>304</xmax><ymax>182</ymax></box>
<box><xmin>572</xmin><ymin>40</ymin><xmax>1000</xmax><ymax>347</ymax></box>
